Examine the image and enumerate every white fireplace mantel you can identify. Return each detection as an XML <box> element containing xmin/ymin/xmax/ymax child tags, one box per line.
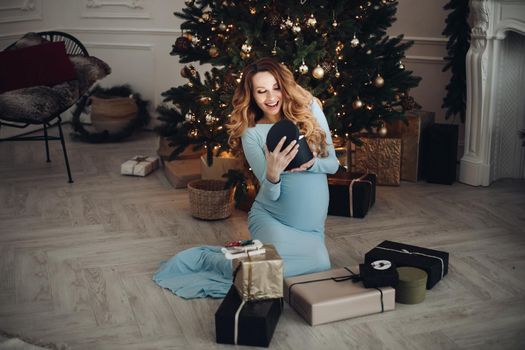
<box><xmin>460</xmin><ymin>0</ymin><xmax>525</xmax><ymax>186</ymax></box>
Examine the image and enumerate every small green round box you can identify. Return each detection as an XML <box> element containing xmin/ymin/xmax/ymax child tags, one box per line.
<box><xmin>395</xmin><ymin>267</ymin><xmax>427</xmax><ymax>304</ymax></box>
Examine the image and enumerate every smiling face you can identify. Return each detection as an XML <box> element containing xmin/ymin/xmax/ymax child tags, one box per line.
<box><xmin>251</xmin><ymin>71</ymin><xmax>283</xmax><ymax>123</ymax></box>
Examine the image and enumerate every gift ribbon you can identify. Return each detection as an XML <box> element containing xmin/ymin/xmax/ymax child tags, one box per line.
<box><xmin>231</xmin><ymin>249</ymin><xmax>259</xmax><ymax>301</ymax></box>
<box><xmin>131</xmin><ymin>156</ymin><xmax>150</xmax><ymax>175</ymax></box>
<box><xmin>287</xmin><ymin>267</ymin><xmax>385</xmax><ymax>314</ymax></box>
<box><xmin>375</xmin><ymin>246</ymin><xmax>445</xmax><ymax>279</ymax></box>
<box><xmin>349</xmin><ymin>174</ymin><xmax>372</xmax><ymax>217</ymax></box>
<box><xmin>233</xmin><ymin>299</ymin><xmax>246</xmax><ymax>345</ymax></box>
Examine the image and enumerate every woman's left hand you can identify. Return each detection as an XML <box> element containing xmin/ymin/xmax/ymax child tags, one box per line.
<box><xmin>289</xmin><ymin>152</ymin><xmax>317</xmax><ymax>172</ymax></box>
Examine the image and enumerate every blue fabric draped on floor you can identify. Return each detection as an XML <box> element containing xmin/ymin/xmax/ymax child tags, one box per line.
<box><xmin>153</xmin><ymin>246</ymin><xmax>233</xmax><ymax>299</ymax></box>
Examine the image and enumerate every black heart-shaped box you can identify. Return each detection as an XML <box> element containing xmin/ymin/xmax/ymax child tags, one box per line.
<box><xmin>266</xmin><ymin>119</ymin><xmax>313</xmax><ymax>170</ymax></box>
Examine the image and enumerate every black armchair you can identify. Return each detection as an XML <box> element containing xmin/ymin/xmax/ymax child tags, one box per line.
<box><xmin>0</xmin><ymin>31</ymin><xmax>111</xmax><ymax>182</ymax></box>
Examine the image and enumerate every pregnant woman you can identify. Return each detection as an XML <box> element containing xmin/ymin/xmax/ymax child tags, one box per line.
<box><xmin>154</xmin><ymin>57</ymin><xmax>339</xmax><ymax>298</ymax></box>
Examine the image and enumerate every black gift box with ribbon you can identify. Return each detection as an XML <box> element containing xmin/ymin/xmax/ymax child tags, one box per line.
<box><xmin>215</xmin><ymin>286</ymin><xmax>282</xmax><ymax>347</ymax></box>
<box><xmin>327</xmin><ymin>167</ymin><xmax>376</xmax><ymax>218</ymax></box>
<box><xmin>364</xmin><ymin>240</ymin><xmax>449</xmax><ymax>289</ymax></box>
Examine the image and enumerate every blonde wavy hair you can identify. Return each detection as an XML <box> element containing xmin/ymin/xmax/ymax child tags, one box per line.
<box><xmin>227</xmin><ymin>57</ymin><xmax>329</xmax><ymax>157</ymax></box>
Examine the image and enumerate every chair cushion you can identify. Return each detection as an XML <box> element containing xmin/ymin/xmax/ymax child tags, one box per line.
<box><xmin>5</xmin><ymin>32</ymin><xmax>49</xmax><ymax>50</ymax></box>
<box><xmin>0</xmin><ymin>41</ymin><xmax>77</xmax><ymax>93</ymax></box>
<box><xmin>0</xmin><ymin>81</ymin><xmax>80</xmax><ymax>124</ymax></box>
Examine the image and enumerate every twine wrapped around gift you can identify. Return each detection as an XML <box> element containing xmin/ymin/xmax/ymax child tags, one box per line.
<box><xmin>131</xmin><ymin>156</ymin><xmax>150</xmax><ymax>175</ymax></box>
<box><xmin>375</xmin><ymin>246</ymin><xmax>445</xmax><ymax>279</ymax></box>
<box><xmin>349</xmin><ymin>174</ymin><xmax>373</xmax><ymax>217</ymax></box>
<box><xmin>287</xmin><ymin>267</ymin><xmax>385</xmax><ymax>313</ymax></box>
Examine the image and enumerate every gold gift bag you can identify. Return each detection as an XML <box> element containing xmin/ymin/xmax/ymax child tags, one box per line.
<box><xmin>352</xmin><ymin>136</ymin><xmax>402</xmax><ymax>186</ymax></box>
<box><xmin>390</xmin><ymin>110</ymin><xmax>435</xmax><ymax>182</ymax></box>
<box><xmin>232</xmin><ymin>244</ymin><xmax>283</xmax><ymax>301</ymax></box>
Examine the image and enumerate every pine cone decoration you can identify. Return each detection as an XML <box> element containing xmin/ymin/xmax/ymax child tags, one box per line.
<box><xmin>401</xmin><ymin>94</ymin><xmax>421</xmax><ymax>111</ymax></box>
<box><xmin>174</xmin><ymin>36</ymin><xmax>191</xmax><ymax>52</ymax></box>
<box><xmin>267</xmin><ymin>11</ymin><xmax>281</xmax><ymax>26</ymax></box>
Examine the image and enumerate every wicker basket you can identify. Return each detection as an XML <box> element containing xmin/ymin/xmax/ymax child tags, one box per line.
<box><xmin>187</xmin><ymin>179</ymin><xmax>234</xmax><ymax>220</ymax></box>
<box><xmin>90</xmin><ymin>96</ymin><xmax>138</xmax><ymax>133</ymax></box>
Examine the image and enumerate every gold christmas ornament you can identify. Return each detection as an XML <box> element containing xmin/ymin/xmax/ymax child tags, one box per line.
<box><xmin>200</xmin><ymin>96</ymin><xmax>212</xmax><ymax>104</ymax></box>
<box><xmin>201</xmin><ymin>11</ymin><xmax>211</xmax><ymax>21</ymax></box>
<box><xmin>183</xmin><ymin>32</ymin><xmax>193</xmax><ymax>41</ymax></box>
<box><xmin>185</xmin><ymin>110</ymin><xmax>196</xmax><ymax>122</ymax></box>
<box><xmin>335</xmin><ymin>41</ymin><xmax>344</xmax><ymax>53</ymax></box>
<box><xmin>373</xmin><ymin>74</ymin><xmax>385</xmax><ymax>87</ymax></box>
<box><xmin>284</xmin><ymin>16</ymin><xmax>293</xmax><ymax>27</ymax></box>
<box><xmin>312</xmin><ymin>65</ymin><xmax>325</xmax><ymax>79</ymax></box>
<box><xmin>240</xmin><ymin>51</ymin><xmax>250</xmax><ymax>60</ymax></box>
<box><xmin>292</xmin><ymin>23</ymin><xmax>302</xmax><ymax>33</ymax></box>
<box><xmin>350</xmin><ymin>34</ymin><xmax>360</xmax><ymax>48</ymax></box>
<box><xmin>271</xmin><ymin>40</ymin><xmax>277</xmax><ymax>56</ymax></box>
<box><xmin>209</xmin><ymin>45</ymin><xmax>219</xmax><ymax>57</ymax></box>
<box><xmin>352</xmin><ymin>97</ymin><xmax>363</xmax><ymax>109</ymax></box>
<box><xmin>327</xmin><ymin>85</ymin><xmax>335</xmax><ymax>94</ymax></box>
<box><xmin>189</xmin><ymin>128</ymin><xmax>199</xmax><ymax>138</ymax></box>
<box><xmin>307</xmin><ymin>14</ymin><xmax>317</xmax><ymax>27</ymax></box>
<box><xmin>249</xmin><ymin>7</ymin><xmax>256</xmax><ymax>14</ymax></box>
<box><xmin>241</xmin><ymin>41</ymin><xmax>252</xmax><ymax>53</ymax></box>
<box><xmin>378</xmin><ymin>123</ymin><xmax>388</xmax><ymax>137</ymax></box>
<box><xmin>332</xmin><ymin>20</ymin><xmax>338</xmax><ymax>28</ymax></box>
<box><xmin>399</xmin><ymin>61</ymin><xmax>405</xmax><ymax>70</ymax></box>
<box><xmin>218</xmin><ymin>21</ymin><xmax>227</xmax><ymax>31</ymax></box>
<box><xmin>335</xmin><ymin>69</ymin><xmax>341</xmax><ymax>78</ymax></box>
<box><xmin>299</xmin><ymin>60</ymin><xmax>309</xmax><ymax>75</ymax></box>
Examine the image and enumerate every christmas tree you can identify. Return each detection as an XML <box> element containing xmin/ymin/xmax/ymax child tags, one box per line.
<box><xmin>157</xmin><ymin>0</ymin><xmax>421</xmax><ymax>163</ymax></box>
<box><xmin>442</xmin><ymin>0</ymin><xmax>470</xmax><ymax>123</ymax></box>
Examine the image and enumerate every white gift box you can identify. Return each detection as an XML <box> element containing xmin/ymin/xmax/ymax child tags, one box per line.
<box><xmin>121</xmin><ymin>155</ymin><xmax>159</xmax><ymax>176</ymax></box>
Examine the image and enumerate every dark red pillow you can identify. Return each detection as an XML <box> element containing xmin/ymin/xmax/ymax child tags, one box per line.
<box><xmin>0</xmin><ymin>41</ymin><xmax>77</xmax><ymax>93</ymax></box>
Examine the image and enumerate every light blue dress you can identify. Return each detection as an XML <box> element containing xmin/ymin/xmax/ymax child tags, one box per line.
<box><xmin>153</xmin><ymin>101</ymin><xmax>340</xmax><ymax>299</ymax></box>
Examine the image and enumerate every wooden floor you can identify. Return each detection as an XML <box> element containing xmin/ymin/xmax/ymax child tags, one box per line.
<box><xmin>1</xmin><ymin>126</ymin><xmax>524</xmax><ymax>350</ymax></box>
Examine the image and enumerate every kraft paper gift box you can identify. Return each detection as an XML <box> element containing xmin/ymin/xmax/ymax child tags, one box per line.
<box><xmin>389</xmin><ymin>110</ymin><xmax>435</xmax><ymax>182</ymax></box>
<box><xmin>163</xmin><ymin>158</ymin><xmax>201</xmax><ymax>189</ymax></box>
<box><xmin>233</xmin><ymin>244</ymin><xmax>283</xmax><ymax>301</ymax></box>
<box><xmin>327</xmin><ymin>167</ymin><xmax>376</xmax><ymax>218</ymax></box>
<box><xmin>351</xmin><ymin>136</ymin><xmax>402</xmax><ymax>186</ymax></box>
<box><xmin>120</xmin><ymin>156</ymin><xmax>159</xmax><ymax>177</ymax></box>
<box><xmin>364</xmin><ymin>240</ymin><xmax>449</xmax><ymax>289</ymax></box>
<box><xmin>156</xmin><ymin>137</ymin><xmax>204</xmax><ymax>163</ymax></box>
<box><xmin>215</xmin><ymin>286</ymin><xmax>282</xmax><ymax>347</ymax></box>
<box><xmin>200</xmin><ymin>154</ymin><xmax>243</xmax><ymax>180</ymax></box>
<box><xmin>284</xmin><ymin>266</ymin><xmax>395</xmax><ymax>326</ymax></box>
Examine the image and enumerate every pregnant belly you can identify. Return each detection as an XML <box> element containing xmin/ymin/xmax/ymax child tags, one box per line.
<box><xmin>269</xmin><ymin>173</ymin><xmax>329</xmax><ymax>231</ymax></box>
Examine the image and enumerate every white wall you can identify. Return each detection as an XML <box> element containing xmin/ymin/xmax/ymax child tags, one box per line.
<box><xmin>0</xmin><ymin>0</ymin><xmax>455</xmax><ymax>129</ymax></box>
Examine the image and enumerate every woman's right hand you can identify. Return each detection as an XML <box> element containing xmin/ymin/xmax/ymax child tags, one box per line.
<box><xmin>264</xmin><ymin>136</ymin><xmax>299</xmax><ymax>183</ymax></box>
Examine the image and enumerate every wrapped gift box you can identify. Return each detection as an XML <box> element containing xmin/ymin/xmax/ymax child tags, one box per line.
<box><xmin>352</xmin><ymin>136</ymin><xmax>402</xmax><ymax>186</ymax></box>
<box><xmin>284</xmin><ymin>266</ymin><xmax>395</xmax><ymax>326</ymax></box>
<box><xmin>156</xmin><ymin>137</ymin><xmax>204</xmax><ymax>162</ymax></box>
<box><xmin>390</xmin><ymin>110</ymin><xmax>435</xmax><ymax>182</ymax></box>
<box><xmin>359</xmin><ymin>260</ymin><xmax>399</xmax><ymax>288</ymax></box>
<box><xmin>364</xmin><ymin>240</ymin><xmax>449</xmax><ymax>289</ymax></box>
<box><xmin>163</xmin><ymin>158</ymin><xmax>200</xmax><ymax>189</ymax></box>
<box><xmin>233</xmin><ymin>244</ymin><xmax>283</xmax><ymax>301</ymax></box>
<box><xmin>121</xmin><ymin>155</ymin><xmax>159</xmax><ymax>177</ymax></box>
<box><xmin>200</xmin><ymin>154</ymin><xmax>243</xmax><ymax>180</ymax></box>
<box><xmin>215</xmin><ymin>286</ymin><xmax>282</xmax><ymax>347</ymax></box>
<box><xmin>327</xmin><ymin>167</ymin><xmax>376</xmax><ymax>218</ymax></box>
